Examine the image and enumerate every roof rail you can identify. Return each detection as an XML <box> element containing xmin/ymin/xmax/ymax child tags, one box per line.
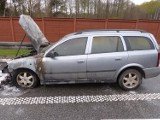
<box><xmin>75</xmin><ymin>29</ymin><xmax>146</xmax><ymax>35</ymax></box>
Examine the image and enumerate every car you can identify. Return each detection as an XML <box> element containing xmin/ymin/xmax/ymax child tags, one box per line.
<box><xmin>2</xmin><ymin>15</ymin><xmax>160</xmax><ymax>90</ymax></box>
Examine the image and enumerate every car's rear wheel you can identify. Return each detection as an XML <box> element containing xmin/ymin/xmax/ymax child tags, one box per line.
<box><xmin>13</xmin><ymin>69</ymin><xmax>39</xmax><ymax>88</ymax></box>
<box><xmin>118</xmin><ymin>69</ymin><xmax>142</xmax><ymax>90</ymax></box>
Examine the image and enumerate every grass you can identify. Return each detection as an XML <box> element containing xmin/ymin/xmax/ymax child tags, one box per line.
<box><xmin>0</xmin><ymin>48</ymin><xmax>31</xmax><ymax>58</ymax></box>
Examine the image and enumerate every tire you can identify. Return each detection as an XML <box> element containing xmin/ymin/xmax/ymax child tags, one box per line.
<box><xmin>12</xmin><ymin>69</ymin><xmax>39</xmax><ymax>88</ymax></box>
<box><xmin>118</xmin><ymin>69</ymin><xmax>142</xmax><ymax>90</ymax></box>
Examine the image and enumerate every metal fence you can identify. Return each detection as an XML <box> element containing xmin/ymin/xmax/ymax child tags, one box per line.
<box><xmin>1</xmin><ymin>17</ymin><xmax>160</xmax><ymax>43</ymax></box>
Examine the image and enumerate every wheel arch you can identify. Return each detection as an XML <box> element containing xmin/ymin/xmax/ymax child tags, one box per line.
<box><xmin>13</xmin><ymin>68</ymin><xmax>40</xmax><ymax>81</ymax></box>
<box><xmin>12</xmin><ymin>67</ymin><xmax>40</xmax><ymax>88</ymax></box>
<box><xmin>116</xmin><ymin>66</ymin><xmax>145</xmax><ymax>82</ymax></box>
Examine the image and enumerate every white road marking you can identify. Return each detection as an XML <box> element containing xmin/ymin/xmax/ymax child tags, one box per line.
<box><xmin>101</xmin><ymin>119</ymin><xmax>159</xmax><ymax>120</ymax></box>
<box><xmin>0</xmin><ymin>93</ymin><xmax>160</xmax><ymax>105</ymax></box>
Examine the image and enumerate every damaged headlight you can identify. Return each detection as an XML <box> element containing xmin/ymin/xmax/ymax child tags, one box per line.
<box><xmin>0</xmin><ymin>62</ymin><xmax>11</xmax><ymax>84</ymax></box>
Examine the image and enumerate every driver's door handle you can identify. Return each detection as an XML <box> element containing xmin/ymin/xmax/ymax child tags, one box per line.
<box><xmin>77</xmin><ymin>60</ymin><xmax>85</xmax><ymax>63</ymax></box>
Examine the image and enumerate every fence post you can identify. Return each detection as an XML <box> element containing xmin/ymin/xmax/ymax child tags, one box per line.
<box><xmin>156</xmin><ymin>22</ymin><xmax>160</xmax><ymax>42</ymax></box>
<box><xmin>105</xmin><ymin>19</ymin><xmax>108</xmax><ymax>29</ymax></box>
<box><xmin>135</xmin><ymin>20</ymin><xmax>139</xmax><ymax>29</ymax></box>
<box><xmin>74</xmin><ymin>18</ymin><xmax>76</xmax><ymax>32</ymax></box>
<box><xmin>10</xmin><ymin>17</ymin><xmax>15</xmax><ymax>42</ymax></box>
<box><xmin>42</xmin><ymin>17</ymin><xmax>45</xmax><ymax>34</ymax></box>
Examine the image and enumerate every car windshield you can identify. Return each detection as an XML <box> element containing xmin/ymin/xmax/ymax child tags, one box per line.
<box><xmin>40</xmin><ymin>34</ymin><xmax>75</xmax><ymax>53</ymax></box>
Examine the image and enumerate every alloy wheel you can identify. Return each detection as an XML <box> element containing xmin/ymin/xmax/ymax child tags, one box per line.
<box><xmin>122</xmin><ymin>72</ymin><xmax>139</xmax><ymax>89</ymax></box>
<box><xmin>16</xmin><ymin>72</ymin><xmax>35</xmax><ymax>88</ymax></box>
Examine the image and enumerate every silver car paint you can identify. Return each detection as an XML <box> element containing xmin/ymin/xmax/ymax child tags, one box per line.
<box><xmin>42</xmin><ymin>35</ymin><xmax>90</xmax><ymax>81</ymax></box>
<box><xmin>86</xmin><ymin>35</ymin><xmax>128</xmax><ymax>81</ymax></box>
<box><xmin>6</xmin><ymin>32</ymin><xmax>160</xmax><ymax>84</ymax></box>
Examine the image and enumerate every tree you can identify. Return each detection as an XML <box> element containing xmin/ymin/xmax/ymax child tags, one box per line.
<box><xmin>140</xmin><ymin>0</ymin><xmax>160</xmax><ymax>19</ymax></box>
<box><xmin>1</xmin><ymin>0</ymin><xmax>160</xmax><ymax>20</ymax></box>
<box><xmin>0</xmin><ymin>0</ymin><xmax>7</xmax><ymax>16</ymax></box>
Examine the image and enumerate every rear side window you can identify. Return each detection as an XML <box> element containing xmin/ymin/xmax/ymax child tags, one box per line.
<box><xmin>91</xmin><ymin>36</ymin><xmax>124</xmax><ymax>54</ymax></box>
<box><xmin>124</xmin><ymin>36</ymin><xmax>154</xmax><ymax>51</ymax></box>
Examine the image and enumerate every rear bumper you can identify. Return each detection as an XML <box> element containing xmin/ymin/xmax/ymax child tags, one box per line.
<box><xmin>143</xmin><ymin>67</ymin><xmax>160</xmax><ymax>78</ymax></box>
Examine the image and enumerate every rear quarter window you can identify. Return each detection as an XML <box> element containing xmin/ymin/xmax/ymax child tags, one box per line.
<box><xmin>123</xmin><ymin>36</ymin><xmax>155</xmax><ymax>51</ymax></box>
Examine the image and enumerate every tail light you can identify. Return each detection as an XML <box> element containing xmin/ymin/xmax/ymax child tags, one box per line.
<box><xmin>157</xmin><ymin>49</ymin><xmax>160</xmax><ymax>67</ymax></box>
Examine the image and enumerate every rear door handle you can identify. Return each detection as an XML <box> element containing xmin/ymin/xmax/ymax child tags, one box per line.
<box><xmin>77</xmin><ymin>60</ymin><xmax>85</xmax><ymax>63</ymax></box>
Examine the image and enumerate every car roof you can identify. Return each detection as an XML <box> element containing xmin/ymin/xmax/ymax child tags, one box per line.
<box><xmin>74</xmin><ymin>29</ymin><xmax>147</xmax><ymax>35</ymax></box>
<box><xmin>62</xmin><ymin>29</ymin><xmax>151</xmax><ymax>41</ymax></box>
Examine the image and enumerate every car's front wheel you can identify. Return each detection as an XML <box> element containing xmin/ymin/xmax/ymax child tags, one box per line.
<box><xmin>13</xmin><ymin>69</ymin><xmax>39</xmax><ymax>88</ymax></box>
<box><xmin>118</xmin><ymin>69</ymin><xmax>142</xmax><ymax>90</ymax></box>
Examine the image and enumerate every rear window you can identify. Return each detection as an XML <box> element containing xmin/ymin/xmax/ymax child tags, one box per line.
<box><xmin>124</xmin><ymin>36</ymin><xmax>154</xmax><ymax>51</ymax></box>
<box><xmin>91</xmin><ymin>36</ymin><xmax>124</xmax><ymax>54</ymax></box>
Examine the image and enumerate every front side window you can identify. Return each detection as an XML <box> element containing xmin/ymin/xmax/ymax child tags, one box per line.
<box><xmin>124</xmin><ymin>36</ymin><xmax>154</xmax><ymax>51</ymax></box>
<box><xmin>53</xmin><ymin>37</ymin><xmax>87</xmax><ymax>56</ymax></box>
<box><xmin>91</xmin><ymin>36</ymin><xmax>124</xmax><ymax>54</ymax></box>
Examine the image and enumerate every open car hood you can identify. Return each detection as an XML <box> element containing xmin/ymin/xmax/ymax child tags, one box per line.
<box><xmin>19</xmin><ymin>15</ymin><xmax>49</xmax><ymax>52</ymax></box>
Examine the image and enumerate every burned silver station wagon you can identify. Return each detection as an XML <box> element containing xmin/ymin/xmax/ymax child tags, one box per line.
<box><xmin>2</xmin><ymin>15</ymin><xmax>160</xmax><ymax>90</ymax></box>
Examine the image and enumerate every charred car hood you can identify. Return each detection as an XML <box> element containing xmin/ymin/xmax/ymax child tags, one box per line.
<box><xmin>19</xmin><ymin>14</ymin><xmax>49</xmax><ymax>52</ymax></box>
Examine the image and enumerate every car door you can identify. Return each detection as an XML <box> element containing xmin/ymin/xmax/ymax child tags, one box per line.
<box><xmin>42</xmin><ymin>37</ymin><xmax>88</xmax><ymax>81</ymax></box>
<box><xmin>87</xmin><ymin>35</ymin><xmax>128</xmax><ymax>81</ymax></box>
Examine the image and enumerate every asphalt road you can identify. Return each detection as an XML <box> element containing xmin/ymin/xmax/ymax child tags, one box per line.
<box><xmin>0</xmin><ymin>75</ymin><xmax>160</xmax><ymax>120</ymax></box>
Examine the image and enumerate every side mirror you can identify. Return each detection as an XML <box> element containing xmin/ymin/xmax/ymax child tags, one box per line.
<box><xmin>46</xmin><ymin>52</ymin><xmax>54</xmax><ymax>58</ymax></box>
<box><xmin>46</xmin><ymin>51</ymin><xmax>58</xmax><ymax>58</ymax></box>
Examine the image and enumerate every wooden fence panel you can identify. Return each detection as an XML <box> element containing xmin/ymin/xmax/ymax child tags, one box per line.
<box><xmin>107</xmin><ymin>20</ymin><xmax>136</xmax><ymax>29</ymax></box>
<box><xmin>0</xmin><ymin>17</ymin><xmax>160</xmax><ymax>43</ymax></box>
<box><xmin>0</xmin><ymin>18</ymin><xmax>12</xmax><ymax>42</ymax></box>
<box><xmin>76</xmin><ymin>19</ymin><xmax>105</xmax><ymax>32</ymax></box>
<box><xmin>44</xmin><ymin>18</ymin><xmax>74</xmax><ymax>42</ymax></box>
